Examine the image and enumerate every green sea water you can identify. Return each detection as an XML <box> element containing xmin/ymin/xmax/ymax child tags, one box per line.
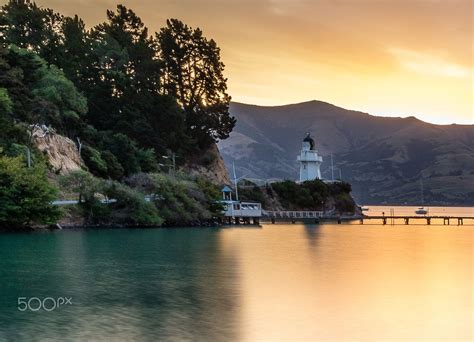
<box><xmin>0</xmin><ymin>210</ymin><xmax>472</xmax><ymax>341</ymax></box>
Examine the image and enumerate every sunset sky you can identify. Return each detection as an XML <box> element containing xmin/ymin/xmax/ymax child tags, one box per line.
<box><xmin>11</xmin><ymin>0</ymin><xmax>473</xmax><ymax>124</ymax></box>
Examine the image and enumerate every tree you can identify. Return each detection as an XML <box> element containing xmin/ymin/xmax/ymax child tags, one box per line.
<box><xmin>32</xmin><ymin>63</ymin><xmax>88</xmax><ymax>135</ymax></box>
<box><xmin>158</xmin><ymin>19</ymin><xmax>236</xmax><ymax>147</ymax></box>
<box><xmin>84</xmin><ymin>5</ymin><xmax>161</xmax><ymax>129</ymax></box>
<box><xmin>0</xmin><ymin>0</ymin><xmax>63</xmax><ymax>65</ymax></box>
<box><xmin>0</xmin><ymin>153</ymin><xmax>61</xmax><ymax>229</ymax></box>
<box><xmin>59</xmin><ymin>169</ymin><xmax>98</xmax><ymax>204</ymax></box>
<box><xmin>59</xmin><ymin>170</ymin><xmax>109</xmax><ymax>223</ymax></box>
<box><xmin>101</xmin><ymin>150</ymin><xmax>124</xmax><ymax>180</ymax></box>
<box><xmin>94</xmin><ymin>5</ymin><xmax>162</xmax><ymax>95</ymax></box>
<box><xmin>0</xmin><ymin>4</ymin><xmax>236</xmax><ymax>185</ymax></box>
<box><xmin>0</xmin><ymin>46</ymin><xmax>87</xmax><ymax>135</ymax></box>
<box><xmin>0</xmin><ymin>88</ymin><xmax>12</xmax><ymax>115</ymax></box>
<box><xmin>81</xmin><ymin>146</ymin><xmax>108</xmax><ymax>177</ymax></box>
<box><xmin>58</xmin><ymin>15</ymin><xmax>88</xmax><ymax>87</ymax></box>
<box><xmin>80</xmin><ymin>6</ymin><xmax>189</xmax><ymax>158</ymax></box>
<box><xmin>0</xmin><ymin>46</ymin><xmax>39</xmax><ymax>124</ymax></box>
<box><xmin>0</xmin><ymin>87</ymin><xmax>21</xmax><ymax>148</ymax></box>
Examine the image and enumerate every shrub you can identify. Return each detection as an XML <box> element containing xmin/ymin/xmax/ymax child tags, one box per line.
<box><xmin>82</xmin><ymin>145</ymin><xmax>107</xmax><ymax>177</ymax></box>
<box><xmin>59</xmin><ymin>170</ymin><xmax>104</xmax><ymax>222</ymax></box>
<box><xmin>101</xmin><ymin>150</ymin><xmax>124</xmax><ymax>180</ymax></box>
<box><xmin>238</xmin><ymin>185</ymin><xmax>267</xmax><ymax>207</ymax></box>
<box><xmin>60</xmin><ymin>171</ymin><xmax>162</xmax><ymax>226</ymax></box>
<box><xmin>136</xmin><ymin>148</ymin><xmax>158</xmax><ymax>173</ymax></box>
<box><xmin>271</xmin><ymin>179</ymin><xmax>354</xmax><ymax>211</ymax></box>
<box><xmin>102</xmin><ymin>181</ymin><xmax>163</xmax><ymax>226</ymax></box>
<box><xmin>0</xmin><ymin>153</ymin><xmax>61</xmax><ymax>229</ymax></box>
<box><xmin>334</xmin><ymin>193</ymin><xmax>356</xmax><ymax>214</ymax></box>
<box><xmin>149</xmin><ymin>173</ymin><xmax>222</xmax><ymax>225</ymax></box>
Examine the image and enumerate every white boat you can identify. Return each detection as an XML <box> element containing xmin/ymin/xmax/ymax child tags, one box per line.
<box><xmin>415</xmin><ymin>179</ymin><xmax>428</xmax><ymax>215</ymax></box>
<box><xmin>415</xmin><ymin>207</ymin><xmax>428</xmax><ymax>215</ymax></box>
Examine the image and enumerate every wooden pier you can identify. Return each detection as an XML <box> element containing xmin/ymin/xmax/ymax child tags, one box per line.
<box><xmin>360</xmin><ymin>215</ymin><xmax>472</xmax><ymax>226</ymax></box>
<box><xmin>261</xmin><ymin>211</ymin><xmax>473</xmax><ymax>226</ymax></box>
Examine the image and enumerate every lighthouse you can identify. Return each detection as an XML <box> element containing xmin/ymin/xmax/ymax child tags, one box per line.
<box><xmin>297</xmin><ymin>133</ymin><xmax>323</xmax><ymax>182</ymax></box>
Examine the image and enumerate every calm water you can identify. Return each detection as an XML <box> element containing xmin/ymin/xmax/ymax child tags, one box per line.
<box><xmin>365</xmin><ymin>205</ymin><xmax>473</xmax><ymax>218</ymax></box>
<box><xmin>0</xmin><ymin>209</ymin><xmax>472</xmax><ymax>341</ymax></box>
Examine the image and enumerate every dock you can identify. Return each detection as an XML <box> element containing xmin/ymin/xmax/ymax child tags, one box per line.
<box><xmin>360</xmin><ymin>215</ymin><xmax>472</xmax><ymax>226</ymax></box>
<box><xmin>261</xmin><ymin>210</ymin><xmax>473</xmax><ymax>226</ymax></box>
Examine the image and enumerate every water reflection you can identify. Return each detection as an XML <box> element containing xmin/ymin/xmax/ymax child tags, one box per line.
<box><xmin>0</xmin><ymin>221</ymin><xmax>472</xmax><ymax>341</ymax></box>
<box><xmin>0</xmin><ymin>229</ymin><xmax>241</xmax><ymax>341</ymax></box>
<box><xmin>303</xmin><ymin>224</ymin><xmax>322</xmax><ymax>247</ymax></box>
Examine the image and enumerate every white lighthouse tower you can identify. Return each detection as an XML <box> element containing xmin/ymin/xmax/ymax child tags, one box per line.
<box><xmin>297</xmin><ymin>133</ymin><xmax>323</xmax><ymax>182</ymax></box>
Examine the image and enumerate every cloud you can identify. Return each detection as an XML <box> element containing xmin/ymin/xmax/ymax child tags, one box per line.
<box><xmin>388</xmin><ymin>47</ymin><xmax>471</xmax><ymax>79</ymax></box>
<box><xmin>267</xmin><ymin>0</ymin><xmax>302</xmax><ymax>15</ymax></box>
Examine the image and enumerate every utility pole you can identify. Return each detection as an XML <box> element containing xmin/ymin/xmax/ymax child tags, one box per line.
<box><xmin>339</xmin><ymin>168</ymin><xmax>342</xmax><ymax>180</ymax></box>
<box><xmin>331</xmin><ymin>153</ymin><xmax>334</xmax><ymax>181</ymax></box>
<box><xmin>172</xmin><ymin>152</ymin><xmax>176</xmax><ymax>175</ymax></box>
<box><xmin>26</xmin><ymin>146</ymin><xmax>31</xmax><ymax>168</ymax></box>
<box><xmin>162</xmin><ymin>152</ymin><xmax>177</xmax><ymax>176</ymax></box>
<box><xmin>232</xmin><ymin>162</ymin><xmax>239</xmax><ymax>201</ymax></box>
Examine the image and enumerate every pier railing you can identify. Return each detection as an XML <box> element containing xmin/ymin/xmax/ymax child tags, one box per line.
<box><xmin>263</xmin><ymin>210</ymin><xmax>325</xmax><ymax>219</ymax></box>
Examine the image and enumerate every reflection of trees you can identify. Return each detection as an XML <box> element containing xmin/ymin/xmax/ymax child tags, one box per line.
<box><xmin>0</xmin><ymin>229</ymin><xmax>240</xmax><ymax>340</ymax></box>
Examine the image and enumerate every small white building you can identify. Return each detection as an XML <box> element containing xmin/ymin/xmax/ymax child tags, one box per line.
<box><xmin>220</xmin><ymin>186</ymin><xmax>262</xmax><ymax>220</ymax></box>
<box><xmin>297</xmin><ymin>133</ymin><xmax>323</xmax><ymax>182</ymax></box>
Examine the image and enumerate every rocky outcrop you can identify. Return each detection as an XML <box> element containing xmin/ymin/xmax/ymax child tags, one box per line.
<box><xmin>31</xmin><ymin>125</ymin><xmax>84</xmax><ymax>175</ymax></box>
<box><xmin>184</xmin><ymin>143</ymin><xmax>231</xmax><ymax>185</ymax></box>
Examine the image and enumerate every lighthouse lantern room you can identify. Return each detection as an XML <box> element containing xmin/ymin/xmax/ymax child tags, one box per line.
<box><xmin>297</xmin><ymin>133</ymin><xmax>323</xmax><ymax>182</ymax></box>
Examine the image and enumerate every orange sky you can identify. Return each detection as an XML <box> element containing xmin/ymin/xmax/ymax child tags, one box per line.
<box><xmin>7</xmin><ymin>0</ymin><xmax>472</xmax><ymax>124</ymax></box>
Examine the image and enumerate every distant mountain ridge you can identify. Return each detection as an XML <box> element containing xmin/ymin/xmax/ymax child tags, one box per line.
<box><xmin>218</xmin><ymin>101</ymin><xmax>474</xmax><ymax>205</ymax></box>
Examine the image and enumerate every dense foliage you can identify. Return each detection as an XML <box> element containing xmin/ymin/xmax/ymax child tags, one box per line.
<box><xmin>0</xmin><ymin>1</ymin><xmax>235</xmax><ymax>178</ymax></box>
<box><xmin>0</xmin><ymin>1</ymin><xmax>234</xmax><ymax>228</ymax></box>
<box><xmin>232</xmin><ymin>179</ymin><xmax>355</xmax><ymax>213</ymax></box>
<box><xmin>0</xmin><ymin>152</ymin><xmax>61</xmax><ymax>229</ymax></box>
<box><xmin>270</xmin><ymin>180</ymin><xmax>355</xmax><ymax>213</ymax></box>
<box><xmin>60</xmin><ymin>171</ymin><xmax>222</xmax><ymax>226</ymax></box>
<box><xmin>238</xmin><ymin>185</ymin><xmax>269</xmax><ymax>207</ymax></box>
<box><xmin>158</xmin><ymin>19</ymin><xmax>235</xmax><ymax>148</ymax></box>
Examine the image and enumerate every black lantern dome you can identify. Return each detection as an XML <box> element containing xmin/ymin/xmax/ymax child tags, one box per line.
<box><xmin>303</xmin><ymin>132</ymin><xmax>315</xmax><ymax>150</ymax></box>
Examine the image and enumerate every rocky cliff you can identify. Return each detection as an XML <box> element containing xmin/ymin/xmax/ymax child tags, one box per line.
<box><xmin>184</xmin><ymin>143</ymin><xmax>231</xmax><ymax>185</ymax></box>
<box><xmin>31</xmin><ymin>126</ymin><xmax>84</xmax><ymax>175</ymax></box>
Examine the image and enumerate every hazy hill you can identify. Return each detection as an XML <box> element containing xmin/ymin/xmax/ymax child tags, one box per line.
<box><xmin>218</xmin><ymin>101</ymin><xmax>474</xmax><ymax>205</ymax></box>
